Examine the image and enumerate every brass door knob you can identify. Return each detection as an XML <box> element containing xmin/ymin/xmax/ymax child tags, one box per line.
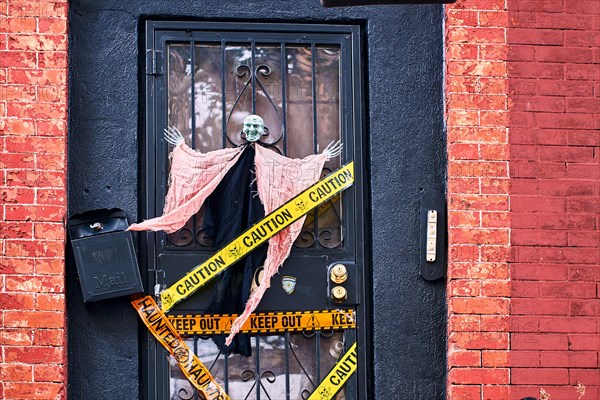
<box><xmin>331</xmin><ymin>286</ymin><xmax>347</xmax><ymax>302</ymax></box>
<box><xmin>330</xmin><ymin>264</ymin><xmax>348</xmax><ymax>284</ymax></box>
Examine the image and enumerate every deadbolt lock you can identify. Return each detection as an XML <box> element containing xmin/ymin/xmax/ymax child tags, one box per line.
<box><xmin>330</xmin><ymin>264</ymin><xmax>348</xmax><ymax>284</ymax></box>
<box><xmin>331</xmin><ymin>286</ymin><xmax>347</xmax><ymax>302</ymax></box>
<box><xmin>326</xmin><ymin>262</ymin><xmax>356</xmax><ymax>305</ymax></box>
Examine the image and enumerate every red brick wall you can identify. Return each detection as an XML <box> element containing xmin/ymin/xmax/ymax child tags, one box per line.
<box><xmin>507</xmin><ymin>0</ymin><xmax>600</xmax><ymax>398</ymax></box>
<box><xmin>0</xmin><ymin>1</ymin><xmax>68</xmax><ymax>399</ymax></box>
<box><xmin>447</xmin><ymin>0</ymin><xmax>600</xmax><ymax>399</ymax></box>
<box><xmin>446</xmin><ymin>0</ymin><xmax>511</xmax><ymax>398</ymax></box>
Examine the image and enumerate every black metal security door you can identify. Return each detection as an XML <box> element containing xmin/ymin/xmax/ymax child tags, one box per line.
<box><xmin>143</xmin><ymin>22</ymin><xmax>366</xmax><ymax>400</ymax></box>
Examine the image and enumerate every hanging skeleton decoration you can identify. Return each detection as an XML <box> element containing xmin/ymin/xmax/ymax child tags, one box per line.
<box><xmin>130</xmin><ymin>115</ymin><xmax>342</xmax><ymax>355</ymax></box>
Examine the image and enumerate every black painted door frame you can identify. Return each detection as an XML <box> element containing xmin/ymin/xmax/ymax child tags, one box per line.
<box><xmin>68</xmin><ymin>1</ymin><xmax>446</xmax><ymax>399</ymax></box>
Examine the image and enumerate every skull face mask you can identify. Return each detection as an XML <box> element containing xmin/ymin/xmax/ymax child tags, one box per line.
<box><xmin>242</xmin><ymin>114</ymin><xmax>264</xmax><ymax>142</ymax></box>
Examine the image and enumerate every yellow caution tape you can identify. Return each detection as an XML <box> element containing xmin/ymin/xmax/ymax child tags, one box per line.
<box><xmin>131</xmin><ymin>296</ymin><xmax>229</xmax><ymax>400</ymax></box>
<box><xmin>160</xmin><ymin>162</ymin><xmax>355</xmax><ymax>312</ymax></box>
<box><xmin>308</xmin><ymin>342</ymin><xmax>358</xmax><ymax>400</ymax></box>
<box><xmin>168</xmin><ymin>309</ymin><xmax>356</xmax><ymax>335</ymax></box>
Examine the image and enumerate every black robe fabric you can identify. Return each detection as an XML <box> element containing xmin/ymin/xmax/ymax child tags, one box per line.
<box><xmin>203</xmin><ymin>145</ymin><xmax>267</xmax><ymax>356</ymax></box>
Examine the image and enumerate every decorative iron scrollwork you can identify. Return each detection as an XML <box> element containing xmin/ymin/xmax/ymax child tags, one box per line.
<box><xmin>240</xmin><ymin>369</ymin><xmax>278</xmax><ymax>399</ymax></box>
<box><xmin>226</xmin><ymin>63</ymin><xmax>283</xmax><ymax>148</ymax></box>
<box><xmin>176</xmin><ymin>386</ymin><xmax>194</xmax><ymax>400</ymax></box>
<box><xmin>196</xmin><ymin>227</ymin><xmax>214</xmax><ymax>248</ymax></box>
<box><xmin>167</xmin><ymin>227</ymin><xmax>193</xmax><ymax>247</ymax></box>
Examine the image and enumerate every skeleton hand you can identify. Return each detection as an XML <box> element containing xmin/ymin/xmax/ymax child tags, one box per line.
<box><xmin>322</xmin><ymin>140</ymin><xmax>343</xmax><ymax>160</ymax></box>
<box><xmin>164</xmin><ymin>126</ymin><xmax>184</xmax><ymax>146</ymax></box>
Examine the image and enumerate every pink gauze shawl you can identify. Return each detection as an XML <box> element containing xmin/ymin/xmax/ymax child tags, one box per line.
<box><xmin>128</xmin><ymin>142</ymin><xmax>327</xmax><ymax>345</ymax></box>
<box><xmin>128</xmin><ymin>142</ymin><xmax>244</xmax><ymax>233</ymax></box>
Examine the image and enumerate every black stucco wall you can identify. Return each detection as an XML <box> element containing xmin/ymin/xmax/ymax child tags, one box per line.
<box><xmin>68</xmin><ymin>0</ymin><xmax>446</xmax><ymax>398</ymax></box>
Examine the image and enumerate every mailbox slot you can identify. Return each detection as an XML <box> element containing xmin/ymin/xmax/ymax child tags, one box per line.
<box><xmin>68</xmin><ymin>209</ymin><xmax>143</xmax><ymax>302</ymax></box>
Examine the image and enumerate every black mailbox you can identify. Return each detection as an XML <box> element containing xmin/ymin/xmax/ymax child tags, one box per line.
<box><xmin>68</xmin><ymin>209</ymin><xmax>143</xmax><ymax>302</ymax></box>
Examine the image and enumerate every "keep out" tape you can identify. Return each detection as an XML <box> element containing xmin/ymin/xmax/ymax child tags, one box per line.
<box><xmin>168</xmin><ymin>309</ymin><xmax>355</xmax><ymax>335</ymax></box>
